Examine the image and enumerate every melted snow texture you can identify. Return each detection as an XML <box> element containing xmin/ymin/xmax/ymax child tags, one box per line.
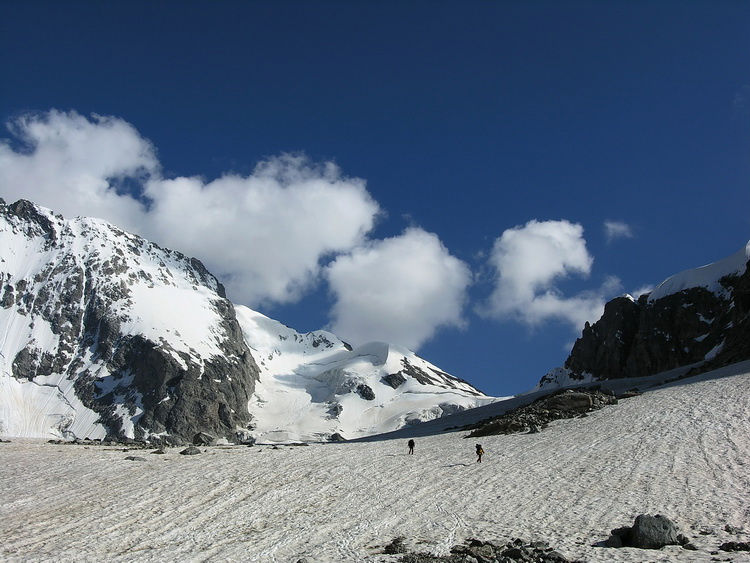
<box><xmin>1</xmin><ymin>361</ymin><xmax>748</xmax><ymax>562</ymax></box>
<box><xmin>0</xmin><ymin>204</ymin><xmax>229</xmax><ymax>439</ymax></box>
<box><xmin>236</xmin><ymin>306</ymin><xmax>497</xmax><ymax>443</ymax></box>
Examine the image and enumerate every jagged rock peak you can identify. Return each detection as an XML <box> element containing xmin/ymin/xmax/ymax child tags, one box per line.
<box><xmin>0</xmin><ymin>199</ymin><xmax>259</xmax><ymax>442</ymax></box>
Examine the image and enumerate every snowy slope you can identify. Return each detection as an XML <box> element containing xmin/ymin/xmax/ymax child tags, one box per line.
<box><xmin>1</xmin><ymin>361</ymin><xmax>748</xmax><ymax>562</ymax></box>
<box><xmin>236</xmin><ymin>306</ymin><xmax>498</xmax><ymax>442</ymax></box>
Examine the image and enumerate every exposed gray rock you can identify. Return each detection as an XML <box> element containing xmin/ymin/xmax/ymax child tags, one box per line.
<box><xmin>328</xmin><ymin>433</ymin><xmax>346</xmax><ymax>442</ymax></box>
<box><xmin>384</xmin><ymin>536</ymin><xmax>408</xmax><ymax>554</ymax></box>
<box><xmin>465</xmin><ymin>388</ymin><xmax>618</xmax><ymax>438</ymax></box>
<box><xmin>395</xmin><ymin>357</ymin><xmax>484</xmax><ymax>396</ymax></box>
<box><xmin>630</xmin><ymin>514</ymin><xmax>680</xmax><ymax>549</ymax></box>
<box><xmin>382</xmin><ymin>372</ymin><xmax>407</xmax><ymax>389</ymax></box>
<box><xmin>192</xmin><ymin>432</ymin><xmax>215</xmax><ymax>446</ymax></box>
<box><xmin>606</xmin><ymin>514</ymin><xmax>680</xmax><ymax>550</ymax></box>
<box><xmin>725</xmin><ymin>524</ymin><xmax>743</xmax><ymax>535</ymax></box>
<box><xmin>124</xmin><ymin>456</ymin><xmax>147</xmax><ymax>462</ymax></box>
<box><xmin>719</xmin><ymin>541</ymin><xmax>750</xmax><ymax>552</ymax></box>
<box><xmin>397</xmin><ymin>537</ymin><xmax>578</xmax><ymax>562</ymax></box>
<box><xmin>179</xmin><ymin>446</ymin><xmax>202</xmax><ymax>455</ymax></box>
<box><xmin>356</xmin><ymin>383</ymin><xmax>375</xmax><ymax>400</ymax></box>
<box><xmin>558</xmin><ymin>257</ymin><xmax>750</xmax><ymax>384</ymax></box>
<box><xmin>546</xmin><ymin>392</ymin><xmax>593</xmax><ymax>411</ymax></box>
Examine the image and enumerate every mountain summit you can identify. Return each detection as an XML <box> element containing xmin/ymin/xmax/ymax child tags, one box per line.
<box><xmin>0</xmin><ymin>199</ymin><xmax>493</xmax><ymax>442</ymax></box>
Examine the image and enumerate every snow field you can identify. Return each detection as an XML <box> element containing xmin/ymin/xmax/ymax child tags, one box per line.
<box><xmin>1</xmin><ymin>364</ymin><xmax>749</xmax><ymax>562</ymax></box>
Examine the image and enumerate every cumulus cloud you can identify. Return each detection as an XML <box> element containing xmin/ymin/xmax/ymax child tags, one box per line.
<box><xmin>0</xmin><ymin>110</ymin><xmax>156</xmax><ymax>232</ymax></box>
<box><xmin>144</xmin><ymin>156</ymin><xmax>379</xmax><ymax>304</ymax></box>
<box><xmin>325</xmin><ymin>228</ymin><xmax>472</xmax><ymax>349</ymax></box>
<box><xmin>482</xmin><ymin>220</ymin><xmax>619</xmax><ymax>330</ymax></box>
<box><xmin>604</xmin><ymin>220</ymin><xmax>633</xmax><ymax>243</ymax></box>
<box><xmin>0</xmin><ymin>110</ymin><xmax>379</xmax><ymax>306</ymax></box>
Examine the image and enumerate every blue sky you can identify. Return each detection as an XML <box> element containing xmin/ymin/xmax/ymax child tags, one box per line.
<box><xmin>1</xmin><ymin>1</ymin><xmax>749</xmax><ymax>395</ymax></box>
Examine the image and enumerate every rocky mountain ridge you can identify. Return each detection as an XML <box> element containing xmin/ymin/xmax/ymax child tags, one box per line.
<box><xmin>0</xmin><ymin>198</ymin><xmax>260</xmax><ymax>443</ymax></box>
<box><xmin>539</xmin><ymin>242</ymin><xmax>750</xmax><ymax>389</ymax></box>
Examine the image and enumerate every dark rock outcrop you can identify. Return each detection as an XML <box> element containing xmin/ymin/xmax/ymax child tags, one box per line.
<box><xmin>382</xmin><ymin>372</ymin><xmax>407</xmax><ymax>389</ymax></box>
<box><xmin>558</xmin><ymin>255</ymin><xmax>750</xmax><ymax>383</ymax></box>
<box><xmin>356</xmin><ymin>383</ymin><xmax>375</xmax><ymax>401</ymax></box>
<box><xmin>384</xmin><ymin>536</ymin><xmax>408</xmax><ymax>555</ymax></box>
<box><xmin>193</xmin><ymin>432</ymin><xmax>215</xmax><ymax>446</ymax></box>
<box><xmin>720</xmin><ymin>541</ymin><xmax>750</xmax><ymax>552</ymax></box>
<box><xmin>464</xmin><ymin>388</ymin><xmax>619</xmax><ymax>438</ymax></box>
<box><xmin>394</xmin><ymin>357</ymin><xmax>484</xmax><ymax>396</ymax></box>
<box><xmin>397</xmin><ymin>537</ymin><xmax>578</xmax><ymax>562</ymax></box>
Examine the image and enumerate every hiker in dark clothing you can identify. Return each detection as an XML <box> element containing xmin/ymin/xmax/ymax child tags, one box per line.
<box><xmin>475</xmin><ymin>443</ymin><xmax>484</xmax><ymax>463</ymax></box>
<box><xmin>407</xmin><ymin>439</ymin><xmax>415</xmax><ymax>455</ymax></box>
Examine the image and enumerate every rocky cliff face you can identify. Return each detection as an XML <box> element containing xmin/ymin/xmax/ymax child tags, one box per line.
<box><xmin>541</xmin><ymin>244</ymin><xmax>750</xmax><ymax>387</ymax></box>
<box><xmin>0</xmin><ymin>199</ymin><xmax>259</xmax><ymax>442</ymax></box>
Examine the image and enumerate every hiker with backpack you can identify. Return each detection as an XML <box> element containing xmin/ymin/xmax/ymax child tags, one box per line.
<box><xmin>407</xmin><ymin>439</ymin><xmax>415</xmax><ymax>455</ymax></box>
<box><xmin>475</xmin><ymin>443</ymin><xmax>484</xmax><ymax>463</ymax></box>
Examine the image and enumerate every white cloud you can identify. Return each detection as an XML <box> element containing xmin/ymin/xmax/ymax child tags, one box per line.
<box><xmin>0</xmin><ymin>110</ymin><xmax>157</xmax><ymax>233</ymax></box>
<box><xmin>604</xmin><ymin>220</ymin><xmax>634</xmax><ymax>243</ymax></box>
<box><xmin>325</xmin><ymin>228</ymin><xmax>472</xmax><ymax>349</ymax></box>
<box><xmin>0</xmin><ymin>111</ymin><xmax>379</xmax><ymax>306</ymax></box>
<box><xmin>144</xmin><ymin>156</ymin><xmax>379</xmax><ymax>305</ymax></box>
<box><xmin>482</xmin><ymin>219</ymin><xmax>619</xmax><ymax>330</ymax></box>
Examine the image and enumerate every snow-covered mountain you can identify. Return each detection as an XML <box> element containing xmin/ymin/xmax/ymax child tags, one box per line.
<box><xmin>0</xmin><ymin>199</ymin><xmax>493</xmax><ymax>442</ymax></box>
<box><xmin>538</xmin><ymin>241</ymin><xmax>750</xmax><ymax>390</ymax></box>
<box><xmin>236</xmin><ymin>307</ymin><xmax>493</xmax><ymax>442</ymax></box>
<box><xmin>0</xmin><ymin>199</ymin><xmax>259</xmax><ymax>442</ymax></box>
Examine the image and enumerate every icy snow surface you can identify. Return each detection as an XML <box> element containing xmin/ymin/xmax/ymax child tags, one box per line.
<box><xmin>2</xmin><ymin>361</ymin><xmax>749</xmax><ymax>562</ymax></box>
<box><xmin>649</xmin><ymin>241</ymin><xmax>750</xmax><ymax>301</ymax></box>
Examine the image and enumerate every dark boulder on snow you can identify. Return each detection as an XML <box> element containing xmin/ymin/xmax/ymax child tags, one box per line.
<box><xmin>397</xmin><ymin>537</ymin><xmax>575</xmax><ymax>562</ymax></box>
<box><xmin>179</xmin><ymin>446</ymin><xmax>202</xmax><ymax>455</ymax></box>
<box><xmin>384</xmin><ymin>536</ymin><xmax>408</xmax><ymax>554</ymax></box>
<box><xmin>606</xmin><ymin>514</ymin><xmax>680</xmax><ymax>549</ymax></box>
<box><xmin>720</xmin><ymin>541</ymin><xmax>750</xmax><ymax>552</ymax></box>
